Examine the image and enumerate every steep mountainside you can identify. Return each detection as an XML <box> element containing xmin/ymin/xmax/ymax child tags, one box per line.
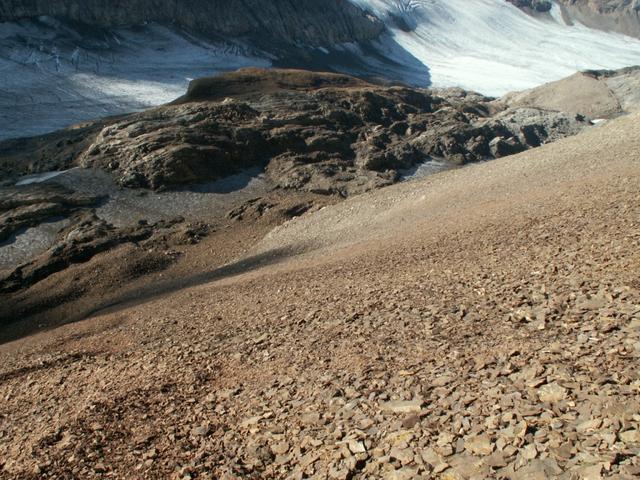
<box><xmin>352</xmin><ymin>0</ymin><xmax>640</xmax><ymax>95</ymax></box>
<box><xmin>0</xmin><ymin>0</ymin><xmax>383</xmax><ymax>46</ymax></box>
<box><xmin>558</xmin><ymin>0</ymin><xmax>640</xmax><ymax>39</ymax></box>
<box><xmin>1</xmin><ymin>0</ymin><xmax>640</xmax><ymax>141</ymax></box>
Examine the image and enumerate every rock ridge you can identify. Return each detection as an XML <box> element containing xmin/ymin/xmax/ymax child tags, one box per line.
<box><xmin>0</xmin><ymin>0</ymin><xmax>384</xmax><ymax>47</ymax></box>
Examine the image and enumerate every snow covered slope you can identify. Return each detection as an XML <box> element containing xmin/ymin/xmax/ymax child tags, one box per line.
<box><xmin>0</xmin><ymin>18</ymin><xmax>270</xmax><ymax>141</ymax></box>
<box><xmin>351</xmin><ymin>0</ymin><xmax>640</xmax><ymax>96</ymax></box>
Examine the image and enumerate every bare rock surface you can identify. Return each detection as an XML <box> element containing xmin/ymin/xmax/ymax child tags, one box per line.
<box><xmin>510</xmin><ymin>0</ymin><xmax>640</xmax><ymax>39</ymax></box>
<box><xmin>502</xmin><ymin>67</ymin><xmax>640</xmax><ymax>118</ymax></box>
<box><xmin>506</xmin><ymin>0</ymin><xmax>553</xmax><ymax>13</ymax></box>
<box><xmin>0</xmin><ymin>0</ymin><xmax>383</xmax><ymax>48</ymax></box>
<box><xmin>557</xmin><ymin>0</ymin><xmax>640</xmax><ymax>39</ymax></box>
<box><xmin>1</xmin><ymin>69</ymin><xmax>591</xmax><ymax>195</ymax></box>
<box><xmin>0</xmin><ymin>184</ymin><xmax>102</xmax><ymax>243</ymax></box>
<box><xmin>0</xmin><ymin>111</ymin><xmax>638</xmax><ymax>479</ymax></box>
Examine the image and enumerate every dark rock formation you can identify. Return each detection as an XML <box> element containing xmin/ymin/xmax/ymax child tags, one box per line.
<box><xmin>527</xmin><ymin>0</ymin><xmax>640</xmax><ymax>38</ymax></box>
<box><xmin>506</xmin><ymin>0</ymin><xmax>553</xmax><ymax>13</ymax></box>
<box><xmin>0</xmin><ymin>69</ymin><xmax>590</xmax><ymax>197</ymax></box>
<box><xmin>76</xmin><ymin>69</ymin><xmax>588</xmax><ymax>195</ymax></box>
<box><xmin>0</xmin><ymin>0</ymin><xmax>383</xmax><ymax>47</ymax></box>
<box><xmin>0</xmin><ymin>184</ymin><xmax>102</xmax><ymax>243</ymax></box>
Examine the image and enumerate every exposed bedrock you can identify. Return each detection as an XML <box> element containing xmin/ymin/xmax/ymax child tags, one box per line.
<box><xmin>0</xmin><ymin>69</ymin><xmax>592</xmax><ymax>197</ymax></box>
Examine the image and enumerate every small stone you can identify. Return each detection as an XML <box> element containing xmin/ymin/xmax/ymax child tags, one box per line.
<box><xmin>464</xmin><ymin>434</ymin><xmax>494</xmax><ymax>456</ymax></box>
<box><xmin>421</xmin><ymin>447</ymin><xmax>442</xmax><ymax>466</ymax></box>
<box><xmin>433</xmin><ymin>463</ymin><xmax>450</xmax><ymax>474</ymax></box>
<box><xmin>271</xmin><ymin>442</ymin><xmax>290</xmax><ymax>455</ymax></box>
<box><xmin>437</xmin><ymin>432</ymin><xmax>456</xmax><ymax>447</ymax></box>
<box><xmin>384</xmin><ymin>467</ymin><xmax>419</xmax><ymax>480</ymax></box>
<box><xmin>522</xmin><ymin>444</ymin><xmax>538</xmax><ymax>460</ymax></box>
<box><xmin>484</xmin><ymin>451</ymin><xmax>507</xmax><ymax>468</ymax></box>
<box><xmin>432</xmin><ymin>376</ymin><xmax>453</xmax><ymax>387</ymax></box>
<box><xmin>190</xmin><ymin>425</ymin><xmax>209</xmax><ymax>437</ymax></box>
<box><xmin>619</xmin><ymin>429</ymin><xmax>640</xmax><ymax>443</ymax></box>
<box><xmin>359</xmin><ymin>418</ymin><xmax>375</xmax><ymax>429</ymax></box>
<box><xmin>441</xmin><ymin>468</ymin><xmax>465</xmax><ymax>480</ymax></box>
<box><xmin>402</xmin><ymin>415</ymin><xmax>421</xmax><ymax>429</ymax></box>
<box><xmin>538</xmin><ymin>383</ymin><xmax>567</xmax><ymax>403</ymax></box>
<box><xmin>301</xmin><ymin>412</ymin><xmax>321</xmax><ymax>425</ymax></box>
<box><xmin>551</xmin><ymin>442</ymin><xmax>573</xmax><ymax>460</ymax></box>
<box><xmin>389</xmin><ymin>447</ymin><xmax>414</xmax><ymax>465</ymax></box>
<box><xmin>578</xmin><ymin>464</ymin><xmax>603</xmax><ymax>480</ymax></box>
<box><xmin>381</xmin><ymin>399</ymin><xmax>424</xmax><ymax>414</ymax></box>
<box><xmin>576</xmin><ymin>419</ymin><xmax>602</xmax><ymax>434</ymax></box>
<box><xmin>348</xmin><ymin>440</ymin><xmax>366</xmax><ymax>454</ymax></box>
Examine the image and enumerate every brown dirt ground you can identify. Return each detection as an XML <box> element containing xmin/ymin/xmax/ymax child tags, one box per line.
<box><xmin>0</xmin><ymin>114</ymin><xmax>639</xmax><ymax>479</ymax></box>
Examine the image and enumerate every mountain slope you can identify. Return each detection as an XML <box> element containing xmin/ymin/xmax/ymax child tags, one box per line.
<box><xmin>501</xmin><ymin>66</ymin><xmax>640</xmax><ymax>118</ymax></box>
<box><xmin>0</xmin><ymin>111</ymin><xmax>638</xmax><ymax>479</ymax></box>
<box><xmin>558</xmin><ymin>0</ymin><xmax>640</xmax><ymax>39</ymax></box>
<box><xmin>2</xmin><ymin>0</ymin><xmax>640</xmax><ymax>141</ymax></box>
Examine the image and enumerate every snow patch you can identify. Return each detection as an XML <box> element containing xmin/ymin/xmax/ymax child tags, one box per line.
<box><xmin>15</xmin><ymin>170</ymin><xmax>67</xmax><ymax>186</ymax></box>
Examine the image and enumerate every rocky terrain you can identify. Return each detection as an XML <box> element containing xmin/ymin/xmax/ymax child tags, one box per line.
<box><xmin>0</xmin><ymin>109</ymin><xmax>638</xmax><ymax>479</ymax></box>
<box><xmin>506</xmin><ymin>1</ymin><xmax>553</xmax><ymax>13</ymax></box>
<box><xmin>1</xmin><ymin>69</ymin><xmax>591</xmax><ymax>194</ymax></box>
<box><xmin>501</xmin><ymin>66</ymin><xmax>640</xmax><ymax>118</ymax></box>
<box><xmin>557</xmin><ymin>0</ymin><xmax>640</xmax><ymax>39</ymax></box>
<box><xmin>509</xmin><ymin>0</ymin><xmax>640</xmax><ymax>38</ymax></box>
<box><xmin>1</xmin><ymin>66</ymin><xmax>632</xmax><ymax>333</ymax></box>
<box><xmin>0</xmin><ymin>5</ymin><xmax>638</xmax><ymax>479</ymax></box>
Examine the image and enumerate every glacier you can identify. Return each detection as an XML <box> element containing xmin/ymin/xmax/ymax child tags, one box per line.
<box><xmin>351</xmin><ymin>0</ymin><xmax>640</xmax><ymax>96</ymax></box>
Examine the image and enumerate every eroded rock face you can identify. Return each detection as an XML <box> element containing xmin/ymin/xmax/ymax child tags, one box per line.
<box><xmin>71</xmin><ymin>69</ymin><xmax>588</xmax><ymax>196</ymax></box>
<box><xmin>0</xmin><ymin>0</ymin><xmax>383</xmax><ymax>47</ymax></box>
<box><xmin>0</xmin><ymin>213</ymin><xmax>209</xmax><ymax>295</ymax></box>
<box><xmin>508</xmin><ymin>0</ymin><xmax>640</xmax><ymax>39</ymax></box>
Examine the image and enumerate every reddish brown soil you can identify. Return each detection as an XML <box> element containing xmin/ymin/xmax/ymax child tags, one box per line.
<box><xmin>0</xmin><ymin>114</ymin><xmax>638</xmax><ymax>479</ymax></box>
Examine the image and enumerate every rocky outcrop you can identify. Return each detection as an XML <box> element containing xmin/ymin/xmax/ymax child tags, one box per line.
<box><xmin>70</xmin><ymin>69</ymin><xmax>587</xmax><ymax>195</ymax></box>
<box><xmin>506</xmin><ymin>0</ymin><xmax>553</xmax><ymax>13</ymax></box>
<box><xmin>0</xmin><ymin>213</ymin><xmax>209</xmax><ymax>294</ymax></box>
<box><xmin>0</xmin><ymin>69</ymin><xmax>590</xmax><ymax>197</ymax></box>
<box><xmin>0</xmin><ymin>0</ymin><xmax>383</xmax><ymax>47</ymax></box>
<box><xmin>557</xmin><ymin>0</ymin><xmax>640</xmax><ymax>39</ymax></box>
<box><xmin>0</xmin><ymin>184</ymin><xmax>102</xmax><ymax>243</ymax></box>
<box><xmin>501</xmin><ymin>67</ymin><xmax>640</xmax><ymax>118</ymax></box>
<box><xmin>507</xmin><ymin>1</ymin><xmax>640</xmax><ymax>38</ymax></box>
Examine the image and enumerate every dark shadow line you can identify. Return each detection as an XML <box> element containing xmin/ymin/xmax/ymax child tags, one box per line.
<box><xmin>0</xmin><ymin>244</ymin><xmax>307</xmax><ymax>344</ymax></box>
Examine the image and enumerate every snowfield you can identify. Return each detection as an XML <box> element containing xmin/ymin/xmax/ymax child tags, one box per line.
<box><xmin>352</xmin><ymin>0</ymin><xmax>640</xmax><ymax>95</ymax></box>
